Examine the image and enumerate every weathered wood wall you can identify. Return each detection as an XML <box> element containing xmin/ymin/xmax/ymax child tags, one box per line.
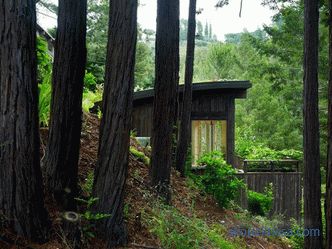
<box><xmin>132</xmin><ymin>93</ymin><xmax>237</xmax><ymax>163</ymax></box>
<box><xmin>236</xmin><ymin>172</ymin><xmax>302</xmax><ymax>223</ymax></box>
<box><xmin>132</xmin><ymin>103</ymin><xmax>153</xmax><ymax>136</ymax></box>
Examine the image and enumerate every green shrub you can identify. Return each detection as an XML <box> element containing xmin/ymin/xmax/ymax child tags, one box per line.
<box><xmin>236</xmin><ymin>141</ymin><xmax>302</xmax><ymax>161</ymax></box>
<box><xmin>248</xmin><ymin>184</ymin><xmax>273</xmax><ymax>216</ymax></box>
<box><xmin>37</xmin><ymin>36</ymin><xmax>102</xmax><ymax>125</ymax></box>
<box><xmin>197</xmin><ymin>151</ymin><xmax>245</xmax><ymax>208</ymax></box>
<box><xmin>37</xmin><ymin>36</ymin><xmax>53</xmax><ymax>126</ymax></box>
<box><xmin>144</xmin><ymin>203</ymin><xmax>241</xmax><ymax>249</ymax></box>
<box><xmin>130</xmin><ymin>146</ymin><xmax>150</xmax><ymax>165</ymax></box>
<box><xmin>84</xmin><ymin>71</ymin><xmax>97</xmax><ymax>91</ymax></box>
<box><xmin>82</xmin><ymin>85</ymin><xmax>103</xmax><ymax>113</ymax></box>
<box><xmin>75</xmin><ymin>197</ymin><xmax>111</xmax><ymax>240</ymax></box>
<box><xmin>287</xmin><ymin>219</ymin><xmax>304</xmax><ymax>249</ymax></box>
<box><xmin>38</xmin><ymin>82</ymin><xmax>52</xmax><ymax>126</ymax></box>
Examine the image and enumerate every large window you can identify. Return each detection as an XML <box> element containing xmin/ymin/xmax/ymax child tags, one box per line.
<box><xmin>191</xmin><ymin>120</ymin><xmax>227</xmax><ymax>165</ymax></box>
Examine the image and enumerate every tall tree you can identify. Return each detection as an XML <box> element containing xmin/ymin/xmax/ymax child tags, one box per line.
<box><xmin>44</xmin><ymin>0</ymin><xmax>87</xmax><ymax>209</ymax></box>
<box><xmin>303</xmin><ymin>0</ymin><xmax>323</xmax><ymax>248</ymax></box>
<box><xmin>204</xmin><ymin>22</ymin><xmax>209</xmax><ymax>40</ymax></box>
<box><xmin>0</xmin><ymin>0</ymin><xmax>49</xmax><ymax>241</ymax></box>
<box><xmin>176</xmin><ymin>0</ymin><xmax>197</xmax><ymax>176</ymax></box>
<box><xmin>326</xmin><ymin>0</ymin><xmax>332</xmax><ymax>247</ymax></box>
<box><xmin>150</xmin><ymin>0</ymin><xmax>180</xmax><ymax>200</ymax></box>
<box><xmin>92</xmin><ymin>0</ymin><xmax>137</xmax><ymax>246</ymax></box>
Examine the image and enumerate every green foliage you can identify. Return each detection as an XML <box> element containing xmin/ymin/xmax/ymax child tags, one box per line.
<box><xmin>38</xmin><ymin>82</ymin><xmax>52</xmax><ymax>126</ymax></box>
<box><xmin>236</xmin><ymin>132</ymin><xmax>303</xmax><ymax>161</ymax></box>
<box><xmin>36</xmin><ymin>36</ymin><xmax>52</xmax><ymax>82</ymax></box>
<box><xmin>82</xmin><ymin>85</ymin><xmax>103</xmax><ymax>113</ymax></box>
<box><xmin>287</xmin><ymin>219</ymin><xmax>304</xmax><ymax>249</ymax></box>
<box><xmin>130</xmin><ymin>146</ymin><xmax>150</xmax><ymax>165</ymax></box>
<box><xmin>130</xmin><ymin>129</ymin><xmax>137</xmax><ymax>138</ymax></box>
<box><xmin>86</xmin><ymin>0</ymin><xmax>155</xmax><ymax>88</ymax></box>
<box><xmin>84</xmin><ymin>71</ymin><xmax>97</xmax><ymax>91</ymax></box>
<box><xmin>197</xmin><ymin>151</ymin><xmax>245</xmax><ymax>208</ymax></box>
<box><xmin>135</xmin><ymin>42</ymin><xmax>154</xmax><ymax>90</ymax></box>
<box><xmin>248</xmin><ymin>184</ymin><xmax>274</xmax><ymax>216</ymax></box>
<box><xmin>86</xmin><ymin>0</ymin><xmax>109</xmax><ymax>83</ymax></box>
<box><xmin>144</xmin><ymin>203</ymin><xmax>242</xmax><ymax>249</ymax></box>
<box><xmin>75</xmin><ymin>197</ymin><xmax>111</xmax><ymax>240</ymax></box>
<box><xmin>37</xmin><ymin>36</ymin><xmax>52</xmax><ymax>126</ymax></box>
<box><xmin>81</xmin><ymin>171</ymin><xmax>94</xmax><ymax>195</ymax></box>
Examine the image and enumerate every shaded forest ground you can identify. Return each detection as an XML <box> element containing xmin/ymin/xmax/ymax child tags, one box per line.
<box><xmin>1</xmin><ymin>114</ymin><xmax>292</xmax><ymax>249</ymax></box>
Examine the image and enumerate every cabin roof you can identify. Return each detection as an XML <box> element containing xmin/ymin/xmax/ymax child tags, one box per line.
<box><xmin>37</xmin><ymin>24</ymin><xmax>55</xmax><ymax>45</ymax></box>
<box><xmin>133</xmin><ymin>80</ymin><xmax>252</xmax><ymax>104</ymax></box>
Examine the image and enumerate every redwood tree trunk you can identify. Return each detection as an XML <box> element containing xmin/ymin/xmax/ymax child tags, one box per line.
<box><xmin>44</xmin><ymin>0</ymin><xmax>87</xmax><ymax>209</ymax></box>
<box><xmin>150</xmin><ymin>0</ymin><xmax>180</xmax><ymax>200</ymax></box>
<box><xmin>0</xmin><ymin>0</ymin><xmax>49</xmax><ymax>241</ymax></box>
<box><xmin>92</xmin><ymin>0</ymin><xmax>137</xmax><ymax>247</ymax></box>
<box><xmin>303</xmin><ymin>0</ymin><xmax>323</xmax><ymax>248</ymax></box>
<box><xmin>175</xmin><ymin>0</ymin><xmax>197</xmax><ymax>177</ymax></box>
<box><xmin>326</xmin><ymin>0</ymin><xmax>332</xmax><ymax>247</ymax></box>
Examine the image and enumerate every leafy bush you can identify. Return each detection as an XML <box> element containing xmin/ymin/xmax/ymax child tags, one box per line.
<box><xmin>84</xmin><ymin>71</ymin><xmax>97</xmax><ymax>91</ymax></box>
<box><xmin>82</xmin><ymin>85</ymin><xmax>103</xmax><ymax>114</ymax></box>
<box><xmin>37</xmin><ymin>36</ymin><xmax>53</xmax><ymax>126</ymax></box>
<box><xmin>247</xmin><ymin>184</ymin><xmax>273</xmax><ymax>216</ymax></box>
<box><xmin>38</xmin><ymin>82</ymin><xmax>52</xmax><ymax>126</ymax></box>
<box><xmin>236</xmin><ymin>137</ymin><xmax>302</xmax><ymax>161</ymax></box>
<box><xmin>197</xmin><ymin>151</ymin><xmax>245</xmax><ymax>208</ymax></box>
<box><xmin>37</xmin><ymin>36</ymin><xmax>102</xmax><ymax>125</ymax></box>
<box><xmin>235</xmin><ymin>132</ymin><xmax>302</xmax><ymax>171</ymax></box>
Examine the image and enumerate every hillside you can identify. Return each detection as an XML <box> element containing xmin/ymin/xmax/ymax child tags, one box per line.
<box><xmin>1</xmin><ymin>114</ymin><xmax>292</xmax><ymax>249</ymax></box>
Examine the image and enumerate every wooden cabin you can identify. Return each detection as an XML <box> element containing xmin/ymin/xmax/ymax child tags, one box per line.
<box><xmin>132</xmin><ymin>81</ymin><xmax>252</xmax><ymax>166</ymax></box>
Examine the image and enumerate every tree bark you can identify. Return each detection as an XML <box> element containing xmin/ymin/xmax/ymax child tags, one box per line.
<box><xmin>0</xmin><ymin>0</ymin><xmax>50</xmax><ymax>241</ymax></box>
<box><xmin>175</xmin><ymin>0</ymin><xmax>197</xmax><ymax>177</ymax></box>
<box><xmin>150</xmin><ymin>0</ymin><xmax>180</xmax><ymax>201</ymax></box>
<box><xmin>303</xmin><ymin>0</ymin><xmax>323</xmax><ymax>248</ymax></box>
<box><xmin>326</xmin><ymin>0</ymin><xmax>332</xmax><ymax>248</ymax></box>
<box><xmin>44</xmin><ymin>0</ymin><xmax>87</xmax><ymax>210</ymax></box>
<box><xmin>92</xmin><ymin>0</ymin><xmax>137</xmax><ymax>247</ymax></box>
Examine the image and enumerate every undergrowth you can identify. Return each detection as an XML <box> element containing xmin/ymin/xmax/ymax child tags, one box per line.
<box><xmin>143</xmin><ymin>202</ymin><xmax>245</xmax><ymax>249</ymax></box>
<box><xmin>195</xmin><ymin>151</ymin><xmax>245</xmax><ymax>208</ymax></box>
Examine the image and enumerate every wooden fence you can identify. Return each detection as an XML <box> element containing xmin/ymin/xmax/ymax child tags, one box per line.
<box><xmin>236</xmin><ymin>160</ymin><xmax>302</xmax><ymax>223</ymax></box>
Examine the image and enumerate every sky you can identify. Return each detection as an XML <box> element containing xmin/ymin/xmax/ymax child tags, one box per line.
<box><xmin>38</xmin><ymin>0</ymin><xmax>276</xmax><ymax>41</ymax></box>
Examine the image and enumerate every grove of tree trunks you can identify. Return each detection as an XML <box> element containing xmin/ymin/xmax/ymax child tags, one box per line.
<box><xmin>176</xmin><ymin>0</ymin><xmax>197</xmax><ymax>176</ymax></box>
<box><xmin>44</xmin><ymin>0</ymin><xmax>87</xmax><ymax>209</ymax></box>
<box><xmin>303</xmin><ymin>0</ymin><xmax>323</xmax><ymax>248</ymax></box>
<box><xmin>0</xmin><ymin>0</ymin><xmax>50</xmax><ymax>241</ymax></box>
<box><xmin>92</xmin><ymin>0</ymin><xmax>137</xmax><ymax>247</ymax></box>
<box><xmin>150</xmin><ymin>0</ymin><xmax>180</xmax><ymax>201</ymax></box>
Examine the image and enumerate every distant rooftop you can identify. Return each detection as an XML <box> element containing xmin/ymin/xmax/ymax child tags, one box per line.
<box><xmin>134</xmin><ymin>80</ymin><xmax>252</xmax><ymax>103</ymax></box>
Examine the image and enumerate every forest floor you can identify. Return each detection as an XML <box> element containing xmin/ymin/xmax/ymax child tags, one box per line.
<box><xmin>0</xmin><ymin>114</ymin><xmax>292</xmax><ymax>249</ymax></box>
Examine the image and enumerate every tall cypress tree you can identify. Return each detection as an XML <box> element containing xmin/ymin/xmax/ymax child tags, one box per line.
<box><xmin>150</xmin><ymin>0</ymin><xmax>180</xmax><ymax>200</ymax></box>
<box><xmin>0</xmin><ymin>0</ymin><xmax>50</xmax><ymax>241</ymax></box>
<box><xmin>92</xmin><ymin>0</ymin><xmax>138</xmax><ymax>246</ymax></box>
<box><xmin>44</xmin><ymin>0</ymin><xmax>87</xmax><ymax>209</ymax></box>
<box><xmin>303</xmin><ymin>0</ymin><xmax>323</xmax><ymax>248</ymax></box>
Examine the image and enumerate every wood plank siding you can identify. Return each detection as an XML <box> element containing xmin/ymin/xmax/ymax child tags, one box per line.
<box><xmin>132</xmin><ymin>81</ymin><xmax>251</xmax><ymax>165</ymax></box>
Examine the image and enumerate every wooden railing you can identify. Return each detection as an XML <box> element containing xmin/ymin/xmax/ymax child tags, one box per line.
<box><xmin>243</xmin><ymin>159</ymin><xmax>300</xmax><ymax>173</ymax></box>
